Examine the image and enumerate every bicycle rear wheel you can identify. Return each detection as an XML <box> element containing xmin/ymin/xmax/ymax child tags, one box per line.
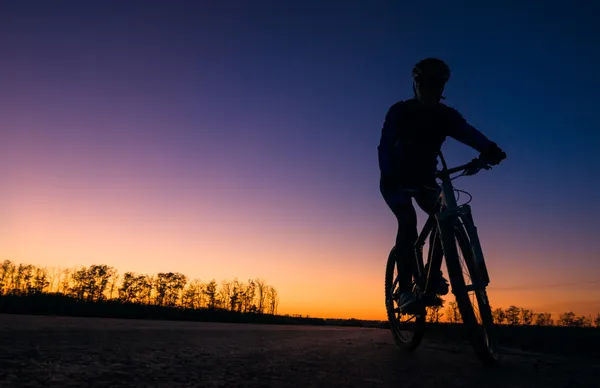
<box><xmin>445</xmin><ymin>223</ymin><xmax>499</xmax><ymax>365</ymax></box>
<box><xmin>385</xmin><ymin>247</ymin><xmax>426</xmax><ymax>351</ymax></box>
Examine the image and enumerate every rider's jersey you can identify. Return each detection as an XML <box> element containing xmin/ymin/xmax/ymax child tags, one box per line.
<box><xmin>378</xmin><ymin>98</ymin><xmax>494</xmax><ymax>188</ymax></box>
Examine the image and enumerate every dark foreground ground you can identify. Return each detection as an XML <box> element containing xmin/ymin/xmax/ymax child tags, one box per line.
<box><xmin>0</xmin><ymin>314</ymin><xmax>597</xmax><ymax>388</ymax></box>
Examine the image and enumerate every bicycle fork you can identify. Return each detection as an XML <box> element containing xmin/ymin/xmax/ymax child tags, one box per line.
<box><xmin>436</xmin><ymin>205</ymin><xmax>491</xmax><ymax>292</ymax></box>
<box><xmin>459</xmin><ymin>205</ymin><xmax>491</xmax><ymax>287</ymax></box>
<box><xmin>435</xmin><ymin>208</ymin><xmax>464</xmax><ymax>294</ymax></box>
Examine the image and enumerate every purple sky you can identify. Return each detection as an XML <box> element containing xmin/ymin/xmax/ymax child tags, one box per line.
<box><xmin>1</xmin><ymin>0</ymin><xmax>600</xmax><ymax>318</ymax></box>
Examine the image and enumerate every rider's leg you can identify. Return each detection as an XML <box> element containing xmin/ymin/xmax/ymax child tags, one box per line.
<box><xmin>414</xmin><ymin>185</ymin><xmax>449</xmax><ymax>296</ymax></box>
<box><xmin>380</xmin><ymin>183</ymin><xmax>419</xmax><ymax>295</ymax></box>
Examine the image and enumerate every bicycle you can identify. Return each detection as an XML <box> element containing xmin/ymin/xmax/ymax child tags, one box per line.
<box><xmin>384</xmin><ymin>152</ymin><xmax>501</xmax><ymax>365</ymax></box>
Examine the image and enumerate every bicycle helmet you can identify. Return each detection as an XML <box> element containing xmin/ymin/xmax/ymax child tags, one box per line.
<box><xmin>412</xmin><ymin>58</ymin><xmax>450</xmax><ymax>84</ymax></box>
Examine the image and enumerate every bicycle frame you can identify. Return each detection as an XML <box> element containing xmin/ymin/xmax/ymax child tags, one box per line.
<box><xmin>386</xmin><ymin>152</ymin><xmax>501</xmax><ymax>364</ymax></box>
<box><xmin>412</xmin><ymin>154</ymin><xmax>491</xmax><ymax>300</ymax></box>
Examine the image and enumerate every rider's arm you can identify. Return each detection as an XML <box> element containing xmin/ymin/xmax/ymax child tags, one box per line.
<box><xmin>377</xmin><ymin>103</ymin><xmax>402</xmax><ymax>177</ymax></box>
<box><xmin>445</xmin><ymin>107</ymin><xmax>496</xmax><ymax>153</ymax></box>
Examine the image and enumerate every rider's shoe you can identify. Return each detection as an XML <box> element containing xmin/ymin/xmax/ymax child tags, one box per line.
<box><xmin>424</xmin><ymin>265</ymin><xmax>450</xmax><ymax>295</ymax></box>
<box><xmin>432</xmin><ymin>275</ymin><xmax>449</xmax><ymax>296</ymax></box>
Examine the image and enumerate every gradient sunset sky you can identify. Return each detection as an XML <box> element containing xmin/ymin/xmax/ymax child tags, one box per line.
<box><xmin>2</xmin><ymin>1</ymin><xmax>600</xmax><ymax>320</ymax></box>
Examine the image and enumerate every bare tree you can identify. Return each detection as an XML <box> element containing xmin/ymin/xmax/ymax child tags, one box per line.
<box><xmin>119</xmin><ymin>272</ymin><xmax>137</xmax><ymax>303</ymax></box>
<box><xmin>195</xmin><ymin>280</ymin><xmax>206</xmax><ymax>308</ymax></box>
<box><xmin>54</xmin><ymin>267</ymin><xmax>66</xmax><ymax>294</ymax></box>
<box><xmin>59</xmin><ymin>268</ymin><xmax>74</xmax><ymax>295</ymax></box>
<box><xmin>0</xmin><ymin>260</ymin><xmax>15</xmax><ymax>294</ymax></box>
<box><xmin>534</xmin><ymin>312</ymin><xmax>553</xmax><ymax>326</ymax></box>
<box><xmin>242</xmin><ymin>279</ymin><xmax>257</xmax><ymax>313</ymax></box>
<box><xmin>521</xmin><ymin>308</ymin><xmax>534</xmax><ymax>325</ymax></box>
<box><xmin>204</xmin><ymin>279</ymin><xmax>218</xmax><ymax>309</ymax></box>
<box><xmin>594</xmin><ymin>313</ymin><xmax>600</xmax><ymax>328</ymax></box>
<box><xmin>154</xmin><ymin>273</ymin><xmax>168</xmax><ymax>306</ymax></box>
<box><xmin>143</xmin><ymin>275</ymin><xmax>156</xmax><ymax>305</ymax></box>
<box><xmin>168</xmin><ymin>273</ymin><xmax>187</xmax><ymax>307</ymax></box>
<box><xmin>21</xmin><ymin>264</ymin><xmax>36</xmax><ymax>295</ymax></box>
<box><xmin>107</xmin><ymin>273</ymin><xmax>120</xmax><ymax>300</ymax></box>
<box><xmin>559</xmin><ymin>311</ymin><xmax>576</xmax><ymax>326</ymax></box>
<box><xmin>70</xmin><ymin>265</ymin><xmax>116</xmax><ymax>302</ymax></box>
<box><xmin>557</xmin><ymin>312</ymin><xmax>592</xmax><ymax>327</ymax></box>
<box><xmin>219</xmin><ymin>280</ymin><xmax>232</xmax><ymax>310</ymax></box>
<box><xmin>182</xmin><ymin>279</ymin><xmax>204</xmax><ymax>309</ymax></box>
<box><xmin>445</xmin><ymin>301</ymin><xmax>460</xmax><ymax>323</ymax></box>
<box><xmin>573</xmin><ymin>315</ymin><xmax>593</xmax><ymax>328</ymax></box>
<box><xmin>70</xmin><ymin>266</ymin><xmax>87</xmax><ymax>299</ymax></box>
<box><xmin>230</xmin><ymin>279</ymin><xmax>242</xmax><ymax>312</ymax></box>
<box><xmin>89</xmin><ymin>265</ymin><xmax>116</xmax><ymax>301</ymax></box>
<box><xmin>32</xmin><ymin>267</ymin><xmax>50</xmax><ymax>294</ymax></box>
<box><xmin>505</xmin><ymin>305</ymin><xmax>521</xmax><ymax>325</ymax></box>
<box><xmin>46</xmin><ymin>267</ymin><xmax>60</xmax><ymax>293</ymax></box>
<box><xmin>153</xmin><ymin>272</ymin><xmax>187</xmax><ymax>307</ymax></box>
<box><xmin>255</xmin><ymin>278</ymin><xmax>267</xmax><ymax>313</ymax></box>
<box><xmin>427</xmin><ymin>304</ymin><xmax>444</xmax><ymax>323</ymax></box>
<box><xmin>267</xmin><ymin>286</ymin><xmax>279</xmax><ymax>315</ymax></box>
<box><xmin>117</xmin><ymin>272</ymin><xmax>151</xmax><ymax>304</ymax></box>
<box><xmin>11</xmin><ymin>263</ymin><xmax>32</xmax><ymax>295</ymax></box>
<box><xmin>492</xmin><ymin>308</ymin><xmax>505</xmax><ymax>324</ymax></box>
<box><xmin>8</xmin><ymin>263</ymin><xmax>21</xmax><ymax>294</ymax></box>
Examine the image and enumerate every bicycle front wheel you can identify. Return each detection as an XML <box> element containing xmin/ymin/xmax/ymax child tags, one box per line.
<box><xmin>385</xmin><ymin>247</ymin><xmax>426</xmax><ymax>351</ymax></box>
<box><xmin>445</xmin><ymin>224</ymin><xmax>499</xmax><ymax>365</ymax></box>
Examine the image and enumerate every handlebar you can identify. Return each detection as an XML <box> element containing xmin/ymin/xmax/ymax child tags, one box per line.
<box><xmin>434</xmin><ymin>156</ymin><xmax>492</xmax><ymax>179</ymax></box>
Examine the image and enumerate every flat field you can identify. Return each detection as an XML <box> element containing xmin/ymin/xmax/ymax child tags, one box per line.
<box><xmin>0</xmin><ymin>314</ymin><xmax>597</xmax><ymax>387</ymax></box>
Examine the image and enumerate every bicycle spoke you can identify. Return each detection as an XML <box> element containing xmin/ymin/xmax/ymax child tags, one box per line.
<box><xmin>450</xmin><ymin>224</ymin><xmax>499</xmax><ymax>364</ymax></box>
<box><xmin>385</xmin><ymin>249</ymin><xmax>426</xmax><ymax>350</ymax></box>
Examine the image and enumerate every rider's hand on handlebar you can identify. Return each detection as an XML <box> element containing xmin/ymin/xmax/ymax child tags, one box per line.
<box><xmin>464</xmin><ymin>159</ymin><xmax>486</xmax><ymax>175</ymax></box>
<box><xmin>480</xmin><ymin>142</ymin><xmax>506</xmax><ymax>166</ymax></box>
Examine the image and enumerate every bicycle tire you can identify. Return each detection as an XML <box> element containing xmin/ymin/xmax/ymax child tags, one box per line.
<box><xmin>445</xmin><ymin>223</ymin><xmax>499</xmax><ymax>365</ymax></box>
<box><xmin>385</xmin><ymin>247</ymin><xmax>426</xmax><ymax>351</ymax></box>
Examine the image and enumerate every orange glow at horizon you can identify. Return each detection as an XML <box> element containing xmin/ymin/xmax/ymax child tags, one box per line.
<box><xmin>3</xmin><ymin>180</ymin><xmax>599</xmax><ymax>322</ymax></box>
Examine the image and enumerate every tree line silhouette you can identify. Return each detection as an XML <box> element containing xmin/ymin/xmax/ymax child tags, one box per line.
<box><xmin>0</xmin><ymin>259</ymin><xmax>280</xmax><ymax>318</ymax></box>
<box><xmin>2</xmin><ymin>259</ymin><xmax>599</xmax><ymax>328</ymax></box>
<box><xmin>422</xmin><ymin>300</ymin><xmax>600</xmax><ymax>328</ymax></box>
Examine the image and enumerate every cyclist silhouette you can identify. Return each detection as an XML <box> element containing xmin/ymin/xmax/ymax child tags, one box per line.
<box><xmin>378</xmin><ymin>58</ymin><xmax>506</xmax><ymax>310</ymax></box>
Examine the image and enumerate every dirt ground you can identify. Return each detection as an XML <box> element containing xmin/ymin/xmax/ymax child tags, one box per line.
<box><xmin>0</xmin><ymin>314</ymin><xmax>597</xmax><ymax>387</ymax></box>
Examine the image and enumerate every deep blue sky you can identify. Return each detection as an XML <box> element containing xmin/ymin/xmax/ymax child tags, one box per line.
<box><xmin>1</xmin><ymin>0</ymin><xmax>600</xmax><ymax>317</ymax></box>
